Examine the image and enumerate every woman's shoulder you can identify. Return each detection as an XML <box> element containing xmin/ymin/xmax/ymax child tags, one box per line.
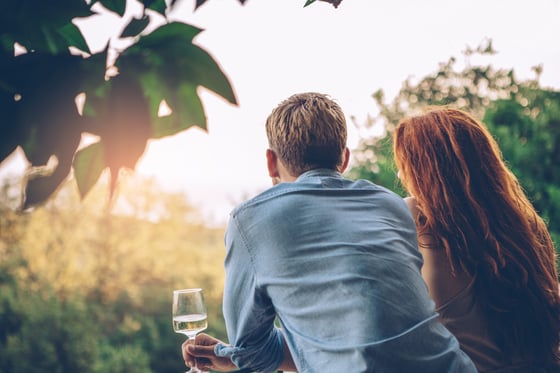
<box><xmin>403</xmin><ymin>196</ymin><xmax>419</xmax><ymax>216</ymax></box>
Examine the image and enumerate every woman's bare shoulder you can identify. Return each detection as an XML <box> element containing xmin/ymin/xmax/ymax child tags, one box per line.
<box><xmin>404</xmin><ymin>196</ymin><xmax>419</xmax><ymax>216</ymax></box>
<box><xmin>403</xmin><ymin>196</ymin><xmax>435</xmax><ymax>248</ymax></box>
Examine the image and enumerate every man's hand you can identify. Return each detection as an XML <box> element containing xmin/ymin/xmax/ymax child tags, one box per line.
<box><xmin>182</xmin><ymin>333</ymin><xmax>237</xmax><ymax>372</ymax></box>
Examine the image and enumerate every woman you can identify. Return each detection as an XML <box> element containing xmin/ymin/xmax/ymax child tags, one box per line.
<box><xmin>393</xmin><ymin>107</ymin><xmax>560</xmax><ymax>372</ymax></box>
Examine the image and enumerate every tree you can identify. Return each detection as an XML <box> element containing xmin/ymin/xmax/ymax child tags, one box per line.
<box><xmin>0</xmin><ymin>0</ymin><xmax>343</xmax><ymax>211</ymax></box>
<box><xmin>483</xmin><ymin>88</ymin><xmax>560</xmax><ymax>244</ymax></box>
<box><xmin>348</xmin><ymin>39</ymin><xmax>560</xmax><ymax>245</ymax></box>
<box><xmin>0</xmin><ymin>172</ymin><xmax>229</xmax><ymax>372</ymax></box>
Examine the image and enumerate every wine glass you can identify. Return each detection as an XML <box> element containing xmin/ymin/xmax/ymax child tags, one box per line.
<box><xmin>173</xmin><ymin>288</ymin><xmax>209</xmax><ymax>373</ymax></box>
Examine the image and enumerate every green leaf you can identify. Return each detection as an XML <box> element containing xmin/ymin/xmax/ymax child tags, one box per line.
<box><xmin>143</xmin><ymin>0</ymin><xmax>167</xmax><ymax>15</ymax></box>
<box><xmin>59</xmin><ymin>23</ymin><xmax>91</xmax><ymax>54</ymax></box>
<box><xmin>41</xmin><ymin>26</ymin><xmax>71</xmax><ymax>54</ymax></box>
<box><xmin>120</xmin><ymin>16</ymin><xmax>150</xmax><ymax>38</ymax></box>
<box><xmin>175</xmin><ymin>83</ymin><xmax>206</xmax><ymax>129</ymax></box>
<box><xmin>98</xmin><ymin>0</ymin><xmax>126</xmax><ymax>17</ymax></box>
<box><xmin>122</xmin><ymin>22</ymin><xmax>236</xmax><ymax>105</ymax></box>
<box><xmin>196</xmin><ymin>0</ymin><xmax>246</xmax><ymax>9</ymax></box>
<box><xmin>194</xmin><ymin>0</ymin><xmax>208</xmax><ymax>10</ymax></box>
<box><xmin>79</xmin><ymin>47</ymin><xmax>110</xmax><ymax>98</ymax></box>
<box><xmin>2</xmin><ymin>0</ymin><xmax>94</xmax><ymax>53</ymax></box>
<box><xmin>303</xmin><ymin>0</ymin><xmax>342</xmax><ymax>8</ymax></box>
<box><xmin>134</xmin><ymin>71</ymin><xmax>204</xmax><ymax>138</ymax></box>
<box><xmin>172</xmin><ymin>43</ymin><xmax>237</xmax><ymax>105</ymax></box>
<box><xmin>152</xmin><ymin>83</ymin><xmax>205</xmax><ymax>138</ymax></box>
<box><xmin>73</xmin><ymin>141</ymin><xmax>106</xmax><ymax>199</ymax></box>
<box><xmin>128</xmin><ymin>22</ymin><xmax>203</xmax><ymax>47</ymax></box>
<box><xmin>0</xmin><ymin>35</ymin><xmax>15</xmax><ymax>54</ymax></box>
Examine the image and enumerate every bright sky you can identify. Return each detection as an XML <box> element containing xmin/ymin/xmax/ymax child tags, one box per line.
<box><xmin>1</xmin><ymin>0</ymin><xmax>559</xmax><ymax>224</ymax></box>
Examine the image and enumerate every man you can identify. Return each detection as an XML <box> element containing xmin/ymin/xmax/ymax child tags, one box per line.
<box><xmin>182</xmin><ymin>92</ymin><xmax>476</xmax><ymax>372</ymax></box>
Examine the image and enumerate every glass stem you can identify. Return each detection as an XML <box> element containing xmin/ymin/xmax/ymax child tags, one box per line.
<box><xmin>189</xmin><ymin>335</ymin><xmax>200</xmax><ymax>372</ymax></box>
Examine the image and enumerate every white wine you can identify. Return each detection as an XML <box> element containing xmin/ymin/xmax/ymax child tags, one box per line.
<box><xmin>173</xmin><ymin>314</ymin><xmax>208</xmax><ymax>336</ymax></box>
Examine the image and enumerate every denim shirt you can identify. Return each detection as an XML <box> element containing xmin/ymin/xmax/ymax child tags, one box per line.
<box><xmin>216</xmin><ymin>169</ymin><xmax>476</xmax><ymax>373</ymax></box>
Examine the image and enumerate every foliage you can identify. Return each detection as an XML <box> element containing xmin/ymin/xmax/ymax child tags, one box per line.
<box><xmin>0</xmin><ymin>174</ymin><xmax>227</xmax><ymax>372</ymax></box>
<box><xmin>0</xmin><ymin>0</ymin><xmax>237</xmax><ymax>210</ymax></box>
<box><xmin>0</xmin><ymin>0</ymin><xmax>344</xmax><ymax>211</ymax></box>
<box><xmin>348</xmin><ymin>39</ymin><xmax>560</xmax><ymax>246</ymax></box>
<box><xmin>483</xmin><ymin>88</ymin><xmax>560</xmax><ymax>244</ymax></box>
<box><xmin>1</xmin><ymin>292</ymin><xmax>99</xmax><ymax>373</ymax></box>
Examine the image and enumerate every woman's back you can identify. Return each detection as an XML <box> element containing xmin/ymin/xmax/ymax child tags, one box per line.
<box><xmin>408</xmin><ymin>197</ymin><xmax>523</xmax><ymax>371</ymax></box>
<box><xmin>413</xmin><ymin>201</ymin><xmax>547</xmax><ymax>371</ymax></box>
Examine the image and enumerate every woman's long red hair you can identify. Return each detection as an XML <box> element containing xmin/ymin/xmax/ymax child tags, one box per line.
<box><xmin>393</xmin><ymin>107</ymin><xmax>560</xmax><ymax>367</ymax></box>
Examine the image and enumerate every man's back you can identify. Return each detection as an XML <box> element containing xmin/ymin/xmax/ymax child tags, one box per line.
<box><xmin>222</xmin><ymin>169</ymin><xmax>476</xmax><ymax>372</ymax></box>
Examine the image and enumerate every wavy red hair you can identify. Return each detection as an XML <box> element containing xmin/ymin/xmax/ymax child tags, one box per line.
<box><xmin>393</xmin><ymin>107</ymin><xmax>560</xmax><ymax>367</ymax></box>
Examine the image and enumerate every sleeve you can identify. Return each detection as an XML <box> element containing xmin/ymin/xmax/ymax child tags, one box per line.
<box><xmin>220</xmin><ymin>215</ymin><xmax>285</xmax><ymax>372</ymax></box>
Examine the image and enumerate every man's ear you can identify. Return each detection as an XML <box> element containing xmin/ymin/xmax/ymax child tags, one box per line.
<box><xmin>266</xmin><ymin>149</ymin><xmax>279</xmax><ymax>178</ymax></box>
<box><xmin>340</xmin><ymin>147</ymin><xmax>350</xmax><ymax>173</ymax></box>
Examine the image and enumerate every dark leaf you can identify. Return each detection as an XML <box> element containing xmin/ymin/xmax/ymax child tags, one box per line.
<box><xmin>126</xmin><ymin>22</ymin><xmax>203</xmax><ymax>47</ymax></box>
<box><xmin>0</xmin><ymin>0</ymin><xmax>94</xmax><ymax>53</ymax></box>
<box><xmin>73</xmin><ymin>141</ymin><xmax>106</xmax><ymax>199</ymax></box>
<box><xmin>2</xmin><ymin>52</ymin><xmax>86</xmax><ymax>208</ymax></box>
<box><xmin>79</xmin><ymin>47</ymin><xmax>111</xmax><ymax>114</ymax></box>
<box><xmin>120</xmin><ymin>15</ymin><xmax>151</xmax><ymax>38</ymax></box>
<box><xmin>78</xmin><ymin>73</ymin><xmax>150</xmax><ymax>202</ymax></box>
<box><xmin>39</xmin><ymin>27</ymin><xmax>72</xmax><ymax>55</ymax></box>
<box><xmin>12</xmin><ymin>57</ymin><xmax>79</xmax><ymax>155</ymax></box>
<box><xmin>173</xmin><ymin>83</ymin><xmax>206</xmax><ymax>130</ymax></box>
<box><xmin>78</xmin><ymin>49</ymin><xmax>112</xmax><ymax>134</ymax></box>
<box><xmin>0</xmin><ymin>35</ymin><xmax>16</xmax><ymax>54</ymax></box>
<box><xmin>59</xmin><ymin>22</ymin><xmax>91</xmax><ymax>54</ymax></box>
<box><xmin>194</xmin><ymin>0</ymin><xmax>246</xmax><ymax>10</ymax></box>
<box><xmin>126</xmin><ymin>71</ymin><xmax>201</xmax><ymax>137</ymax></box>
<box><xmin>23</xmin><ymin>127</ymin><xmax>81</xmax><ymax>209</ymax></box>
<box><xmin>304</xmin><ymin>0</ymin><xmax>343</xmax><ymax>8</ymax></box>
<box><xmin>172</xmin><ymin>43</ymin><xmax>237</xmax><ymax>105</ymax></box>
<box><xmin>150</xmin><ymin>81</ymin><xmax>206</xmax><ymax>138</ymax></box>
<box><xmin>143</xmin><ymin>0</ymin><xmax>167</xmax><ymax>15</ymax></box>
<box><xmin>11</xmin><ymin>54</ymin><xmax>85</xmax><ymax>163</ymax></box>
<box><xmin>98</xmin><ymin>0</ymin><xmax>127</xmax><ymax>17</ymax></box>
<box><xmin>194</xmin><ymin>0</ymin><xmax>208</xmax><ymax>10</ymax></box>
<box><xmin>92</xmin><ymin>73</ymin><xmax>150</xmax><ymax>171</ymax></box>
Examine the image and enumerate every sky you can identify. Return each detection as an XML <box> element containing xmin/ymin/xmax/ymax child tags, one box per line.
<box><xmin>1</xmin><ymin>0</ymin><xmax>559</xmax><ymax>224</ymax></box>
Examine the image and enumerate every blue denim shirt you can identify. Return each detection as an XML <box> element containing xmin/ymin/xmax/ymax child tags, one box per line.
<box><xmin>216</xmin><ymin>169</ymin><xmax>476</xmax><ymax>372</ymax></box>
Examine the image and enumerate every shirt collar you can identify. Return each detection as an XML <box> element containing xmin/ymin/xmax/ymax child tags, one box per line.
<box><xmin>295</xmin><ymin>169</ymin><xmax>342</xmax><ymax>182</ymax></box>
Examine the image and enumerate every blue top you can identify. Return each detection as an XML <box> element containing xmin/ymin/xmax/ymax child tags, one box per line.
<box><xmin>215</xmin><ymin>169</ymin><xmax>476</xmax><ymax>373</ymax></box>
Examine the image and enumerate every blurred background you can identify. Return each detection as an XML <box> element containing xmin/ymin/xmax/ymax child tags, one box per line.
<box><xmin>1</xmin><ymin>0</ymin><xmax>559</xmax><ymax>371</ymax></box>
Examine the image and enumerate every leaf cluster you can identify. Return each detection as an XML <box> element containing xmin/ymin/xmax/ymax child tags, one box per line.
<box><xmin>0</xmin><ymin>0</ymin><xmax>240</xmax><ymax>210</ymax></box>
<box><xmin>0</xmin><ymin>0</ymin><xmax>345</xmax><ymax>212</ymax></box>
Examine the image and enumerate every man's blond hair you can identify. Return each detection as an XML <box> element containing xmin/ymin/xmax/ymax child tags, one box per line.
<box><xmin>265</xmin><ymin>92</ymin><xmax>347</xmax><ymax>176</ymax></box>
